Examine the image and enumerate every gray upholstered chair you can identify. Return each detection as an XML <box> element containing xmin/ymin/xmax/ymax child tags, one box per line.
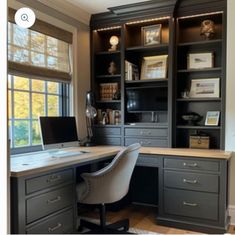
<box><xmin>76</xmin><ymin>143</ymin><xmax>141</xmax><ymax>233</ymax></box>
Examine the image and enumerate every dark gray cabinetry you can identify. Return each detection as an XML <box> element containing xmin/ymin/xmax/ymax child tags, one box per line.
<box><xmin>158</xmin><ymin>156</ymin><xmax>229</xmax><ymax>233</ymax></box>
<box><xmin>11</xmin><ymin>168</ymin><xmax>76</xmax><ymax>234</ymax></box>
<box><xmin>93</xmin><ymin>126</ymin><xmax>122</xmax><ymax>146</ymax></box>
<box><xmin>124</xmin><ymin>127</ymin><xmax>168</xmax><ymax>147</ymax></box>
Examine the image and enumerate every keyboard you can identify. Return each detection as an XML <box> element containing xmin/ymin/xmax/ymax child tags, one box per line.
<box><xmin>48</xmin><ymin>150</ymin><xmax>89</xmax><ymax>158</ymax></box>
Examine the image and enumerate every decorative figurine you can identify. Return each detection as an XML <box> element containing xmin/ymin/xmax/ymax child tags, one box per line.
<box><xmin>108</xmin><ymin>61</ymin><xmax>117</xmax><ymax>75</ymax></box>
<box><xmin>109</xmin><ymin>35</ymin><xmax>119</xmax><ymax>51</ymax></box>
<box><xmin>200</xmin><ymin>19</ymin><xmax>215</xmax><ymax>40</ymax></box>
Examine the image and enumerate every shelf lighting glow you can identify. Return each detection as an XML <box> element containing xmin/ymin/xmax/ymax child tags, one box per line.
<box><xmin>126</xmin><ymin>16</ymin><xmax>170</xmax><ymax>25</ymax></box>
<box><xmin>177</xmin><ymin>11</ymin><xmax>223</xmax><ymax>20</ymax></box>
<box><xmin>94</xmin><ymin>26</ymin><xmax>121</xmax><ymax>32</ymax></box>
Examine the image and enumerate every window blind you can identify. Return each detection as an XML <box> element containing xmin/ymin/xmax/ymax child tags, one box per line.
<box><xmin>8</xmin><ymin>8</ymin><xmax>73</xmax><ymax>82</ymax></box>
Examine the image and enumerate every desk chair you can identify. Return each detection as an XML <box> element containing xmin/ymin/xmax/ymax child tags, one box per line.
<box><xmin>76</xmin><ymin>143</ymin><xmax>141</xmax><ymax>233</ymax></box>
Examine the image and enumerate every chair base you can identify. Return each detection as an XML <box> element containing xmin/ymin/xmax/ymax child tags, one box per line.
<box><xmin>78</xmin><ymin>218</ymin><xmax>131</xmax><ymax>234</ymax></box>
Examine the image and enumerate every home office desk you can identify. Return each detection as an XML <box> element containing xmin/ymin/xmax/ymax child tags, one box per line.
<box><xmin>11</xmin><ymin>146</ymin><xmax>231</xmax><ymax>234</ymax></box>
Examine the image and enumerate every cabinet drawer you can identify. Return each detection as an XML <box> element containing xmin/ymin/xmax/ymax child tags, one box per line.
<box><xmin>27</xmin><ymin>185</ymin><xmax>73</xmax><ymax>224</ymax></box>
<box><xmin>125</xmin><ymin>138</ymin><xmax>168</xmax><ymax>147</ymax></box>
<box><xmin>164</xmin><ymin>170</ymin><xmax>219</xmax><ymax>193</ymax></box>
<box><xmin>164</xmin><ymin>188</ymin><xmax>218</xmax><ymax>221</ymax></box>
<box><xmin>137</xmin><ymin>155</ymin><xmax>159</xmax><ymax>167</ymax></box>
<box><xmin>26</xmin><ymin>169</ymin><xmax>73</xmax><ymax>194</ymax></box>
<box><xmin>95</xmin><ymin>137</ymin><xmax>121</xmax><ymax>146</ymax></box>
<box><xmin>164</xmin><ymin>158</ymin><xmax>219</xmax><ymax>172</ymax></box>
<box><xmin>125</xmin><ymin>128</ymin><xmax>168</xmax><ymax>137</ymax></box>
<box><xmin>94</xmin><ymin>127</ymin><xmax>121</xmax><ymax>136</ymax></box>
<box><xmin>26</xmin><ymin>209</ymin><xmax>74</xmax><ymax>234</ymax></box>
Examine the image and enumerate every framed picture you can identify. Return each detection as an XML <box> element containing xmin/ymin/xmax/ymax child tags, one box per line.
<box><xmin>142</xmin><ymin>24</ymin><xmax>162</xmax><ymax>46</ymax></box>
<box><xmin>140</xmin><ymin>55</ymin><xmax>168</xmax><ymax>80</ymax></box>
<box><xmin>188</xmin><ymin>52</ymin><xmax>214</xmax><ymax>69</ymax></box>
<box><xmin>205</xmin><ymin>111</ymin><xmax>220</xmax><ymax>126</ymax></box>
<box><xmin>189</xmin><ymin>78</ymin><xmax>220</xmax><ymax>98</ymax></box>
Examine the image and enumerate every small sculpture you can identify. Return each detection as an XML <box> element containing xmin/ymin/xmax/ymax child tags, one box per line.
<box><xmin>108</xmin><ymin>61</ymin><xmax>117</xmax><ymax>75</ymax></box>
<box><xmin>200</xmin><ymin>19</ymin><xmax>215</xmax><ymax>40</ymax></box>
<box><xmin>109</xmin><ymin>35</ymin><xmax>119</xmax><ymax>51</ymax></box>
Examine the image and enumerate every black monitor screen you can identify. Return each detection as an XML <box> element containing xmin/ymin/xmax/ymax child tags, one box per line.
<box><xmin>39</xmin><ymin>117</ymin><xmax>78</xmax><ymax>146</ymax></box>
<box><xmin>126</xmin><ymin>87</ymin><xmax>167</xmax><ymax>112</ymax></box>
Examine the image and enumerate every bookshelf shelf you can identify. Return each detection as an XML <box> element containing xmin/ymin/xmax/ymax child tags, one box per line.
<box><xmin>125</xmin><ymin>79</ymin><xmax>168</xmax><ymax>84</ymax></box>
<box><xmin>126</xmin><ymin>44</ymin><xmax>168</xmax><ymax>52</ymax></box>
<box><xmin>96</xmin><ymin>50</ymin><xmax>121</xmax><ymax>55</ymax></box>
<box><xmin>177</xmin><ymin>67</ymin><xmax>222</xmax><ymax>73</ymax></box>
<box><xmin>96</xmin><ymin>74</ymin><xmax>121</xmax><ymax>78</ymax></box>
<box><xmin>176</xmin><ymin>98</ymin><xmax>221</xmax><ymax>102</ymax></box>
<box><xmin>178</xmin><ymin>39</ymin><xmax>222</xmax><ymax>47</ymax></box>
<box><xmin>177</xmin><ymin>125</ymin><xmax>221</xmax><ymax>130</ymax></box>
<box><xmin>96</xmin><ymin>100</ymin><xmax>121</xmax><ymax>104</ymax></box>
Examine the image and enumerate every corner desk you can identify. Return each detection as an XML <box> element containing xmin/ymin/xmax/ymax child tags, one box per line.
<box><xmin>10</xmin><ymin>146</ymin><xmax>231</xmax><ymax>234</ymax></box>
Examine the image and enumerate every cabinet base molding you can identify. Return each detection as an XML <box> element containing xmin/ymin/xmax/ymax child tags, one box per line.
<box><xmin>229</xmin><ymin>205</ymin><xmax>235</xmax><ymax>225</ymax></box>
<box><xmin>156</xmin><ymin>216</ymin><xmax>229</xmax><ymax>234</ymax></box>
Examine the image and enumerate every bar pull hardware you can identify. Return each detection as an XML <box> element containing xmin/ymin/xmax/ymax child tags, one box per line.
<box><xmin>47</xmin><ymin>174</ymin><xmax>61</xmax><ymax>183</ymax></box>
<box><xmin>183</xmin><ymin>162</ymin><xmax>198</xmax><ymax>167</ymax></box>
<box><xmin>183</xmin><ymin>179</ymin><xmax>198</xmax><ymax>184</ymax></box>
<box><xmin>183</xmin><ymin>201</ymin><xmax>198</xmax><ymax>207</ymax></box>
<box><xmin>48</xmin><ymin>223</ymin><xmax>62</xmax><ymax>232</ymax></box>
<box><xmin>47</xmin><ymin>196</ymin><xmax>61</xmax><ymax>204</ymax></box>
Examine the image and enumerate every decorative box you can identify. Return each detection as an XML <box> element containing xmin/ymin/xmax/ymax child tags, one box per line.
<box><xmin>189</xmin><ymin>135</ymin><xmax>210</xmax><ymax>149</ymax></box>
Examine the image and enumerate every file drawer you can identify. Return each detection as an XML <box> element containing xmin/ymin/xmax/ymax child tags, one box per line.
<box><xmin>26</xmin><ymin>169</ymin><xmax>74</xmax><ymax>194</ymax></box>
<box><xmin>164</xmin><ymin>170</ymin><xmax>219</xmax><ymax>193</ymax></box>
<box><xmin>26</xmin><ymin>185</ymin><xmax>73</xmax><ymax>224</ymax></box>
<box><xmin>125</xmin><ymin>128</ymin><xmax>168</xmax><ymax>137</ymax></box>
<box><xmin>164</xmin><ymin>188</ymin><xmax>218</xmax><ymax>221</ymax></box>
<box><xmin>26</xmin><ymin>209</ymin><xmax>74</xmax><ymax>234</ymax></box>
<box><xmin>136</xmin><ymin>155</ymin><xmax>159</xmax><ymax>167</ymax></box>
<box><xmin>164</xmin><ymin>158</ymin><xmax>219</xmax><ymax>172</ymax></box>
<box><xmin>94</xmin><ymin>127</ymin><xmax>121</xmax><ymax>136</ymax></box>
<box><xmin>125</xmin><ymin>137</ymin><xmax>168</xmax><ymax>147</ymax></box>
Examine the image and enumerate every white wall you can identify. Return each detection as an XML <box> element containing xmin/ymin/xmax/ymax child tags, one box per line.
<box><xmin>226</xmin><ymin>0</ymin><xmax>235</xmax><ymax>224</ymax></box>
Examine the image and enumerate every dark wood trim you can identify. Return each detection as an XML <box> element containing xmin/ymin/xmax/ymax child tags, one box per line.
<box><xmin>8</xmin><ymin>8</ymin><xmax>73</xmax><ymax>43</ymax></box>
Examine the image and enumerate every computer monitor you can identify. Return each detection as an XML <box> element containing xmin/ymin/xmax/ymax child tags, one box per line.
<box><xmin>39</xmin><ymin>116</ymin><xmax>79</xmax><ymax>150</ymax></box>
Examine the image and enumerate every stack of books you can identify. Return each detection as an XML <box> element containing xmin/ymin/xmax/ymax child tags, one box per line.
<box><xmin>99</xmin><ymin>83</ymin><xmax>118</xmax><ymax>101</ymax></box>
<box><xmin>125</xmin><ymin>60</ymin><xmax>139</xmax><ymax>81</ymax></box>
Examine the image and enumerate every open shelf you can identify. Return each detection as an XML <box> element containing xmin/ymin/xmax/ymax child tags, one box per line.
<box><xmin>96</xmin><ymin>100</ymin><xmax>121</xmax><ymax>103</ymax></box>
<box><xmin>96</xmin><ymin>50</ymin><xmax>121</xmax><ymax>55</ymax></box>
<box><xmin>178</xmin><ymin>39</ymin><xmax>222</xmax><ymax>47</ymax></box>
<box><xmin>177</xmin><ymin>125</ymin><xmax>221</xmax><ymax>130</ymax></box>
<box><xmin>96</xmin><ymin>74</ymin><xmax>121</xmax><ymax>78</ymax></box>
<box><xmin>178</xmin><ymin>67</ymin><xmax>222</xmax><ymax>73</ymax></box>
<box><xmin>125</xmin><ymin>79</ymin><xmax>168</xmax><ymax>84</ymax></box>
<box><xmin>176</xmin><ymin>98</ymin><xmax>221</xmax><ymax>102</ymax></box>
<box><xmin>126</xmin><ymin>44</ymin><xmax>168</xmax><ymax>52</ymax></box>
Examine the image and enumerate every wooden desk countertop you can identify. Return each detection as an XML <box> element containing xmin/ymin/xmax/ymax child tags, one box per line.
<box><xmin>11</xmin><ymin>146</ymin><xmax>232</xmax><ymax>177</ymax></box>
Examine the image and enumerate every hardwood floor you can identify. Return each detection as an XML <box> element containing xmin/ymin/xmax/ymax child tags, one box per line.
<box><xmin>80</xmin><ymin>204</ymin><xmax>235</xmax><ymax>234</ymax></box>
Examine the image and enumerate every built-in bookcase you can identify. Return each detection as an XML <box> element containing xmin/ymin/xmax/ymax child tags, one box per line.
<box><xmin>175</xmin><ymin>12</ymin><xmax>225</xmax><ymax>149</ymax></box>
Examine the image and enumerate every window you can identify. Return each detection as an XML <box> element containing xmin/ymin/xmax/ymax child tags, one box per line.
<box><xmin>8</xmin><ymin>11</ymin><xmax>73</xmax><ymax>154</ymax></box>
<box><xmin>8</xmin><ymin>22</ymin><xmax>71</xmax><ymax>73</ymax></box>
<box><xmin>8</xmin><ymin>75</ymin><xmax>70</xmax><ymax>151</ymax></box>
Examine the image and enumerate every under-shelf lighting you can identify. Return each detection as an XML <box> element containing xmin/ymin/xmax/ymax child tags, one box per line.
<box><xmin>126</xmin><ymin>16</ymin><xmax>170</xmax><ymax>25</ymax></box>
<box><xmin>177</xmin><ymin>11</ymin><xmax>223</xmax><ymax>20</ymax></box>
<box><xmin>94</xmin><ymin>26</ymin><xmax>121</xmax><ymax>32</ymax></box>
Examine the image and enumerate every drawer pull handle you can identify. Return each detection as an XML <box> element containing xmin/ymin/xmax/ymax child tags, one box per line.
<box><xmin>183</xmin><ymin>201</ymin><xmax>198</xmax><ymax>207</ymax></box>
<box><xmin>183</xmin><ymin>162</ymin><xmax>198</xmax><ymax>167</ymax></box>
<box><xmin>47</xmin><ymin>175</ymin><xmax>61</xmax><ymax>183</ymax></box>
<box><xmin>48</xmin><ymin>223</ymin><xmax>62</xmax><ymax>232</ymax></box>
<box><xmin>47</xmin><ymin>196</ymin><xmax>61</xmax><ymax>204</ymax></box>
<box><xmin>183</xmin><ymin>179</ymin><xmax>198</xmax><ymax>184</ymax></box>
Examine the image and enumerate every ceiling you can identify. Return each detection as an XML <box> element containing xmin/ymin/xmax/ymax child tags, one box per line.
<box><xmin>65</xmin><ymin>0</ymin><xmax>151</xmax><ymax>14</ymax></box>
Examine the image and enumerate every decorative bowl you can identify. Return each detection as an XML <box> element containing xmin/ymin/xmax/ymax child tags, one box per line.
<box><xmin>181</xmin><ymin>112</ymin><xmax>202</xmax><ymax>125</ymax></box>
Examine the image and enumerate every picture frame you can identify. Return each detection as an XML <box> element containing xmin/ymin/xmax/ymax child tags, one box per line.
<box><xmin>142</xmin><ymin>24</ymin><xmax>162</xmax><ymax>46</ymax></box>
<box><xmin>140</xmin><ymin>55</ymin><xmax>168</xmax><ymax>80</ymax></box>
<box><xmin>205</xmin><ymin>111</ymin><xmax>220</xmax><ymax>126</ymax></box>
<box><xmin>188</xmin><ymin>52</ymin><xmax>214</xmax><ymax>69</ymax></box>
<box><xmin>189</xmin><ymin>78</ymin><xmax>220</xmax><ymax>98</ymax></box>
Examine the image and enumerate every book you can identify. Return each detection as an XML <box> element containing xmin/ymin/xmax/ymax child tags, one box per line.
<box><xmin>125</xmin><ymin>60</ymin><xmax>139</xmax><ymax>81</ymax></box>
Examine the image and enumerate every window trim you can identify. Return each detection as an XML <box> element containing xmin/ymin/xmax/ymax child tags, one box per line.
<box><xmin>8</xmin><ymin>75</ymin><xmax>70</xmax><ymax>155</ymax></box>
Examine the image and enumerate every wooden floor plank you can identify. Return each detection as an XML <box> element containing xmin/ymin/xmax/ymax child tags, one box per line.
<box><xmin>80</xmin><ymin>204</ymin><xmax>235</xmax><ymax>234</ymax></box>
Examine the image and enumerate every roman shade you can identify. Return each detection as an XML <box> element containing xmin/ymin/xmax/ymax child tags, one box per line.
<box><xmin>8</xmin><ymin>8</ymin><xmax>73</xmax><ymax>82</ymax></box>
